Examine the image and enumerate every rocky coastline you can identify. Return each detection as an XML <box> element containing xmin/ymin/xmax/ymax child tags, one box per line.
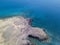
<box><xmin>0</xmin><ymin>16</ymin><xmax>48</xmax><ymax>45</ymax></box>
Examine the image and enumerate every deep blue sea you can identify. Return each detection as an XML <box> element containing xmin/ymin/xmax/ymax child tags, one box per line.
<box><xmin>0</xmin><ymin>0</ymin><xmax>60</xmax><ymax>45</ymax></box>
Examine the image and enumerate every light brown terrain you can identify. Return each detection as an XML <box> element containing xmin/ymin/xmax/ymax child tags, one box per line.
<box><xmin>0</xmin><ymin>16</ymin><xmax>48</xmax><ymax>45</ymax></box>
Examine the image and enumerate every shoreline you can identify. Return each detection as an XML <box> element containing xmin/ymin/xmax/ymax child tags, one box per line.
<box><xmin>0</xmin><ymin>16</ymin><xmax>48</xmax><ymax>45</ymax></box>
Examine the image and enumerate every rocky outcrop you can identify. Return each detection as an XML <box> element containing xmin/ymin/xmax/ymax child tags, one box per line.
<box><xmin>0</xmin><ymin>16</ymin><xmax>48</xmax><ymax>45</ymax></box>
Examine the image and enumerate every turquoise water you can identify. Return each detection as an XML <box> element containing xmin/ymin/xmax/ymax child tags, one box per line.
<box><xmin>0</xmin><ymin>0</ymin><xmax>60</xmax><ymax>45</ymax></box>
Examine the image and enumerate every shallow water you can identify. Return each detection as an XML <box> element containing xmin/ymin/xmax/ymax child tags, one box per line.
<box><xmin>0</xmin><ymin>0</ymin><xmax>60</xmax><ymax>45</ymax></box>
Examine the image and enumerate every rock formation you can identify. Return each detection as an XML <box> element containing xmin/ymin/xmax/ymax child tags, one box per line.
<box><xmin>0</xmin><ymin>16</ymin><xmax>48</xmax><ymax>45</ymax></box>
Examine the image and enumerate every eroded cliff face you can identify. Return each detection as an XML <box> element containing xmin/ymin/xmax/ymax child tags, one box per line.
<box><xmin>0</xmin><ymin>16</ymin><xmax>48</xmax><ymax>45</ymax></box>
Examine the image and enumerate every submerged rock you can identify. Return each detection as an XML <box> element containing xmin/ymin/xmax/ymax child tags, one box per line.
<box><xmin>0</xmin><ymin>16</ymin><xmax>48</xmax><ymax>45</ymax></box>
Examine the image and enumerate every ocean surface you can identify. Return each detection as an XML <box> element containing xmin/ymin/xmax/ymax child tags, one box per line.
<box><xmin>0</xmin><ymin>0</ymin><xmax>60</xmax><ymax>45</ymax></box>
